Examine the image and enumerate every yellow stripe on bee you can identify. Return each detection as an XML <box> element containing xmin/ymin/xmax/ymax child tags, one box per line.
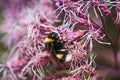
<box><xmin>56</xmin><ymin>53</ymin><xmax>63</xmax><ymax>59</ymax></box>
<box><xmin>45</xmin><ymin>37</ymin><xmax>54</xmax><ymax>43</ymax></box>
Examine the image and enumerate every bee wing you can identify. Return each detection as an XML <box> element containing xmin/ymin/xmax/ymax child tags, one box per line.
<box><xmin>57</xmin><ymin>49</ymin><xmax>67</xmax><ymax>52</ymax></box>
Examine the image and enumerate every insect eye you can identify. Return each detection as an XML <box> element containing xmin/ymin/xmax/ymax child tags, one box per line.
<box><xmin>50</xmin><ymin>32</ymin><xmax>59</xmax><ymax>39</ymax></box>
<box><xmin>51</xmin><ymin>34</ymin><xmax>54</xmax><ymax>37</ymax></box>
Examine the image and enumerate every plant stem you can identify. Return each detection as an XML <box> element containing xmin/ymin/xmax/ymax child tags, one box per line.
<box><xmin>109</xmin><ymin>15</ymin><xmax>120</xmax><ymax>69</ymax></box>
<box><xmin>95</xmin><ymin>7</ymin><xmax>119</xmax><ymax>69</ymax></box>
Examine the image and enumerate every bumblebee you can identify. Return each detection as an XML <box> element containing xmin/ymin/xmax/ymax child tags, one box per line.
<box><xmin>45</xmin><ymin>32</ymin><xmax>72</xmax><ymax>63</ymax></box>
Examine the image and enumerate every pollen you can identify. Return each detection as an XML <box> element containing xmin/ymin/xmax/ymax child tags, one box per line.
<box><xmin>45</xmin><ymin>37</ymin><xmax>54</xmax><ymax>43</ymax></box>
<box><xmin>56</xmin><ymin>53</ymin><xmax>63</xmax><ymax>59</ymax></box>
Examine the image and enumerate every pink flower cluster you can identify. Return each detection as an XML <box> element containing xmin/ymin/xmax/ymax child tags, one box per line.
<box><xmin>0</xmin><ymin>0</ymin><xmax>120</xmax><ymax>80</ymax></box>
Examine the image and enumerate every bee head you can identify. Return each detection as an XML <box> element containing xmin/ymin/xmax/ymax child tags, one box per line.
<box><xmin>47</xmin><ymin>32</ymin><xmax>59</xmax><ymax>40</ymax></box>
<box><xmin>45</xmin><ymin>32</ymin><xmax>60</xmax><ymax>43</ymax></box>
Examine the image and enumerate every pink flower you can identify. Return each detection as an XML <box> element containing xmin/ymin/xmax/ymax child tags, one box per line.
<box><xmin>115</xmin><ymin>2</ymin><xmax>120</xmax><ymax>25</ymax></box>
<box><xmin>1</xmin><ymin>0</ymin><xmax>113</xmax><ymax>79</ymax></box>
<box><xmin>91</xmin><ymin>0</ymin><xmax>111</xmax><ymax>16</ymax></box>
<box><xmin>0</xmin><ymin>0</ymin><xmax>55</xmax><ymax>47</ymax></box>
